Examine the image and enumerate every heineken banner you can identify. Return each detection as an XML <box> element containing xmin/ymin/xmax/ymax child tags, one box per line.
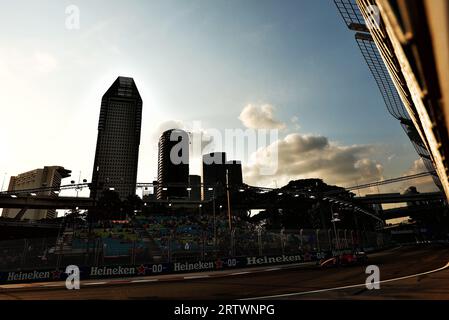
<box><xmin>0</xmin><ymin>252</ymin><xmax>327</xmax><ymax>284</ymax></box>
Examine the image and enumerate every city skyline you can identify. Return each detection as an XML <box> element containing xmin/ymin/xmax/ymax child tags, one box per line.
<box><xmin>0</xmin><ymin>0</ymin><xmax>438</xmax><ymax>197</ymax></box>
<box><xmin>1</xmin><ymin>0</ymin><xmax>449</xmax><ymax>303</ymax></box>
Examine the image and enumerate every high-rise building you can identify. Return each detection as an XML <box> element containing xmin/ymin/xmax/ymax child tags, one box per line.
<box><xmin>188</xmin><ymin>175</ymin><xmax>201</xmax><ymax>201</ymax></box>
<box><xmin>202</xmin><ymin>152</ymin><xmax>227</xmax><ymax>201</ymax></box>
<box><xmin>334</xmin><ymin>0</ymin><xmax>444</xmax><ymax>193</ymax></box>
<box><xmin>2</xmin><ymin>166</ymin><xmax>71</xmax><ymax>220</ymax></box>
<box><xmin>90</xmin><ymin>77</ymin><xmax>142</xmax><ymax>200</ymax></box>
<box><xmin>157</xmin><ymin>129</ymin><xmax>189</xmax><ymax>200</ymax></box>
<box><xmin>202</xmin><ymin>154</ymin><xmax>244</xmax><ymax>201</ymax></box>
<box><xmin>226</xmin><ymin>160</ymin><xmax>243</xmax><ymax>188</ymax></box>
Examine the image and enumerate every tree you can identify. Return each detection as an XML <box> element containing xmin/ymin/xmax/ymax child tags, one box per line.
<box><xmin>89</xmin><ymin>190</ymin><xmax>122</xmax><ymax>221</ymax></box>
<box><xmin>122</xmin><ymin>194</ymin><xmax>143</xmax><ymax>218</ymax></box>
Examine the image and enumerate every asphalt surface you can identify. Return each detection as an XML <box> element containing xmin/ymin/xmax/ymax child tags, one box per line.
<box><xmin>1</xmin><ymin>245</ymin><xmax>449</xmax><ymax>300</ymax></box>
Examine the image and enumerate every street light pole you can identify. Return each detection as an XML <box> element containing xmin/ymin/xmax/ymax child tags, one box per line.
<box><xmin>226</xmin><ymin>169</ymin><xmax>232</xmax><ymax>231</ymax></box>
<box><xmin>207</xmin><ymin>184</ymin><xmax>218</xmax><ymax>248</ymax></box>
<box><xmin>212</xmin><ymin>187</ymin><xmax>217</xmax><ymax>248</ymax></box>
<box><xmin>331</xmin><ymin>205</ymin><xmax>340</xmax><ymax>250</ymax></box>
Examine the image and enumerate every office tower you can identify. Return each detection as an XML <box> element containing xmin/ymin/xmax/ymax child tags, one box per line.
<box><xmin>90</xmin><ymin>77</ymin><xmax>142</xmax><ymax>200</ymax></box>
<box><xmin>157</xmin><ymin>129</ymin><xmax>189</xmax><ymax>200</ymax></box>
<box><xmin>226</xmin><ymin>160</ymin><xmax>243</xmax><ymax>187</ymax></box>
<box><xmin>188</xmin><ymin>175</ymin><xmax>201</xmax><ymax>201</ymax></box>
<box><xmin>202</xmin><ymin>152</ymin><xmax>227</xmax><ymax>201</ymax></box>
<box><xmin>2</xmin><ymin>166</ymin><xmax>71</xmax><ymax>220</ymax></box>
<box><xmin>334</xmin><ymin>0</ymin><xmax>443</xmax><ymax>192</ymax></box>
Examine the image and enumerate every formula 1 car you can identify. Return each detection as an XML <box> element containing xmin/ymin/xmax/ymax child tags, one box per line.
<box><xmin>319</xmin><ymin>251</ymin><xmax>368</xmax><ymax>268</ymax></box>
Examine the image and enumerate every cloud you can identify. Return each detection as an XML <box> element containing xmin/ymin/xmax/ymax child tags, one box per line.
<box><xmin>150</xmin><ymin>120</ymin><xmax>217</xmax><ymax>176</ymax></box>
<box><xmin>291</xmin><ymin>116</ymin><xmax>300</xmax><ymax>130</ymax></box>
<box><xmin>397</xmin><ymin>158</ymin><xmax>439</xmax><ymax>193</ymax></box>
<box><xmin>239</xmin><ymin>104</ymin><xmax>286</xmax><ymax>129</ymax></box>
<box><xmin>244</xmin><ymin>132</ymin><xmax>383</xmax><ymax>188</ymax></box>
<box><xmin>0</xmin><ymin>48</ymin><xmax>59</xmax><ymax>76</ymax></box>
<box><xmin>152</xmin><ymin>120</ymin><xmax>185</xmax><ymax>140</ymax></box>
<box><xmin>387</xmin><ymin>154</ymin><xmax>396</xmax><ymax>162</ymax></box>
<box><xmin>353</xmin><ymin>158</ymin><xmax>439</xmax><ymax>196</ymax></box>
<box><xmin>33</xmin><ymin>51</ymin><xmax>59</xmax><ymax>73</ymax></box>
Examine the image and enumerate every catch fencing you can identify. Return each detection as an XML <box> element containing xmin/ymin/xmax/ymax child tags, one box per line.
<box><xmin>0</xmin><ymin>227</ymin><xmax>391</xmax><ymax>271</ymax></box>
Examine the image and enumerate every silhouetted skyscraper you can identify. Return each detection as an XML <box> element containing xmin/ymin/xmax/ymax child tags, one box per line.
<box><xmin>90</xmin><ymin>77</ymin><xmax>142</xmax><ymax>200</ymax></box>
<box><xmin>188</xmin><ymin>175</ymin><xmax>201</xmax><ymax>201</ymax></box>
<box><xmin>202</xmin><ymin>152</ymin><xmax>227</xmax><ymax>201</ymax></box>
<box><xmin>226</xmin><ymin>160</ymin><xmax>243</xmax><ymax>187</ymax></box>
<box><xmin>157</xmin><ymin>129</ymin><xmax>189</xmax><ymax>200</ymax></box>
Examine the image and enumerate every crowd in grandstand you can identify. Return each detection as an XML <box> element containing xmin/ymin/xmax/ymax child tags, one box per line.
<box><xmin>0</xmin><ymin>209</ymin><xmax>384</xmax><ymax>271</ymax></box>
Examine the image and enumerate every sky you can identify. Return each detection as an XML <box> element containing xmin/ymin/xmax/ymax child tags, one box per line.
<box><xmin>0</xmin><ymin>0</ymin><xmax>437</xmax><ymax>198</ymax></box>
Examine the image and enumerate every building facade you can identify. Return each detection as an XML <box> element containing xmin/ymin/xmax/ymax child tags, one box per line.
<box><xmin>2</xmin><ymin>166</ymin><xmax>71</xmax><ymax>220</ymax></box>
<box><xmin>226</xmin><ymin>160</ymin><xmax>243</xmax><ymax>188</ymax></box>
<box><xmin>334</xmin><ymin>0</ymin><xmax>443</xmax><ymax>192</ymax></box>
<box><xmin>90</xmin><ymin>77</ymin><xmax>143</xmax><ymax>200</ymax></box>
<box><xmin>156</xmin><ymin>129</ymin><xmax>189</xmax><ymax>200</ymax></box>
<box><xmin>202</xmin><ymin>152</ymin><xmax>227</xmax><ymax>201</ymax></box>
<box><xmin>188</xmin><ymin>175</ymin><xmax>201</xmax><ymax>201</ymax></box>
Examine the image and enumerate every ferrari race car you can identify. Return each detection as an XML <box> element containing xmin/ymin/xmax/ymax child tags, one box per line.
<box><xmin>319</xmin><ymin>251</ymin><xmax>368</xmax><ymax>268</ymax></box>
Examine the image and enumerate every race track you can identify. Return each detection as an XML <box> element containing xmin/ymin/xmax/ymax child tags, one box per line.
<box><xmin>1</xmin><ymin>245</ymin><xmax>449</xmax><ymax>300</ymax></box>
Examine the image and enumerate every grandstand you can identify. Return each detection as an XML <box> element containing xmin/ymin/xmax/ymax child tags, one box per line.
<box><xmin>0</xmin><ymin>206</ymin><xmax>391</xmax><ymax>273</ymax></box>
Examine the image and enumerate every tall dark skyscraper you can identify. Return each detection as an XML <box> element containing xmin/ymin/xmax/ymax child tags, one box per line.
<box><xmin>202</xmin><ymin>152</ymin><xmax>227</xmax><ymax>201</ymax></box>
<box><xmin>202</xmin><ymin>153</ymin><xmax>244</xmax><ymax>200</ymax></box>
<box><xmin>90</xmin><ymin>77</ymin><xmax>142</xmax><ymax>200</ymax></box>
<box><xmin>188</xmin><ymin>175</ymin><xmax>201</xmax><ymax>201</ymax></box>
<box><xmin>157</xmin><ymin>129</ymin><xmax>189</xmax><ymax>200</ymax></box>
<box><xmin>226</xmin><ymin>160</ymin><xmax>243</xmax><ymax>187</ymax></box>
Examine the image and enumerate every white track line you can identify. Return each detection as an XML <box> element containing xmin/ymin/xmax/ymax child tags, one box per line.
<box><xmin>0</xmin><ymin>285</ymin><xmax>25</xmax><ymax>289</ymax></box>
<box><xmin>183</xmin><ymin>275</ymin><xmax>210</xmax><ymax>280</ymax></box>
<box><xmin>42</xmin><ymin>284</ymin><xmax>64</xmax><ymax>287</ymax></box>
<box><xmin>241</xmin><ymin>262</ymin><xmax>449</xmax><ymax>300</ymax></box>
<box><xmin>83</xmin><ymin>282</ymin><xmax>107</xmax><ymax>286</ymax></box>
<box><xmin>131</xmin><ymin>279</ymin><xmax>159</xmax><ymax>283</ymax></box>
<box><xmin>230</xmin><ymin>271</ymin><xmax>251</xmax><ymax>276</ymax></box>
<box><xmin>265</xmin><ymin>268</ymin><xmax>281</xmax><ymax>272</ymax></box>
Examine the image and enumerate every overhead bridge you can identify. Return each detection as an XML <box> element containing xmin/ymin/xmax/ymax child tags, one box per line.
<box><xmin>353</xmin><ymin>192</ymin><xmax>445</xmax><ymax>204</ymax></box>
<box><xmin>0</xmin><ymin>195</ymin><xmax>95</xmax><ymax>210</ymax></box>
<box><xmin>381</xmin><ymin>204</ymin><xmax>447</xmax><ymax>220</ymax></box>
<box><xmin>0</xmin><ymin>192</ymin><xmax>445</xmax><ymax>210</ymax></box>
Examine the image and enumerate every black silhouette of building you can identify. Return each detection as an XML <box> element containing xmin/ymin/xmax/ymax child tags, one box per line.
<box><xmin>157</xmin><ymin>129</ymin><xmax>189</xmax><ymax>200</ymax></box>
<box><xmin>90</xmin><ymin>76</ymin><xmax>142</xmax><ymax>200</ymax></box>
<box><xmin>226</xmin><ymin>160</ymin><xmax>243</xmax><ymax>188</ymax></box>
<box><xmin>188</xmin><ymin>175</ymin><xmax>201</xmax><ymax>201</ymax></box>
<box><xmin>202</xmin><ymin>152</ymin><xmax>227</xmax><ymax>201</ymax></box>
<box><xmin>202</xmin><ymin>153</ymin><xmax>243</xmax><ymax>200</ymax></box>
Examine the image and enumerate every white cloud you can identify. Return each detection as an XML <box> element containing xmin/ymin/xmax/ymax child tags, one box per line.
<box><xmin>353</xmin><ymin>158</ymin><xmax>439</xmax><ymax>196</ymax></box>
<box><xmin>244</xmin><ymin>132</ymin><xmax>384</xmax><ymax>188</ymax></box>
<box><xmin>0</xmin><ymin>48</ymin><xmax>58</xmax><ymax>76</ymax></box>
<box><xmin>397</xmin><ymin>158</ymin><xmax>439</xmax><ymax>193</ymax></box>
<box><xmin>149</xmin><ymin>120</ymin><xmax>217</xmax><ymax>177</ymax></box>
<box><xmin>33</xmin><ymin>51</ymin><xmax>59</xmax><ymax>73</ymax></box>
<box><xmin>152</xmin><ymin>120</ymin><xmax>185</xmax><ymax>141</ymax></box>
<box><xmin>291</xmin><ymin>116</ymin><xmax>300</xmax><ymax>130</ymax></box>
<box><xmin>387</xmin><ymin>154</ymin><xmax>396</xmax><ymax>162</ymax></box>
<box><xmin>239</xmin><ymin>104</ymin><xmax>286</xmax><ymax>129</ymax></box>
